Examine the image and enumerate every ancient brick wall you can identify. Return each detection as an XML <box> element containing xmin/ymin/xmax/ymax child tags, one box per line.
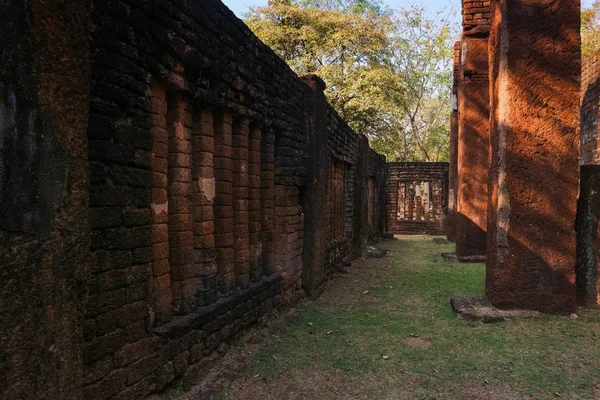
<box><xmin>0</xmin><ymin>1</ymin><xmax>91</xmax><ymax>399</ymax></box>
<box><xmin>86</xmin><ymin>1</ymin><xmax>386</xmax><ymax>399</ymax></box>
<box><xmin>386</xmin><ymin>163</ymin><xmax>449</xmax><ymax>235</ymax></box>
<box><xmin>0</xmin><ymin>0</ymin><xmax>385</xmax><ymax>399</ymax></box>
<box><xmin>581</xmin><ymin>52</ymin><xmax>600</xmax><ymax>164</ymax></box>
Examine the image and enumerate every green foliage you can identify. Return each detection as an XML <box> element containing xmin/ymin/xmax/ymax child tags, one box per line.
<box><xmin>582</xmin><ymin>1</ymin><xmax>600</xmax><ymax>59</ymax></box>
<box><xmin>246</xmin><ymin>1</ymin><xmax>456</xmax><ymax>162</ymax></box>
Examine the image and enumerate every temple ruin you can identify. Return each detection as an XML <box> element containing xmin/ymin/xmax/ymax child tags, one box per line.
<box><xmin>2</xmin><ymin>0</ymin><xmax>600</xmax><ymax>398</ymax></box>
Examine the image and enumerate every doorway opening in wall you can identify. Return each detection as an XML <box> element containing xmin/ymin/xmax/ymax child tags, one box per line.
<box><xmin>397</xmin><ymin>180</ymin><xmax>443</xmax><ymax>223</ymax></box>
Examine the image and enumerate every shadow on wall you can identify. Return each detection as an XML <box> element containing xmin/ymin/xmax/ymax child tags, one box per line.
<box><xmin>485</xmin><ymin>0</ymin><xmax>580</xmax><ymax>312</ymax></box>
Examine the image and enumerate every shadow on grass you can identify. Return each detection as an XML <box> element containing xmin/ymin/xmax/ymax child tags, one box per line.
<box><xmin>220</xmin><ymin>236</ymin><xmax>600</xmax><ymax>400</ymax></box>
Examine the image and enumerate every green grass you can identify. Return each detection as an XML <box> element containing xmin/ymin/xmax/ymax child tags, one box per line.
<box><xmin>227</xmin><ymin>237</ymin><xmax>600</xmax><ymax>399</ymax></box>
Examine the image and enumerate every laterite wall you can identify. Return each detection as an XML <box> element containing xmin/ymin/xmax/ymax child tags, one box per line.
<box><xmin>0</xmin><ymin>1</ymin><xmax>386</xmax><ymax>399</ymax></box>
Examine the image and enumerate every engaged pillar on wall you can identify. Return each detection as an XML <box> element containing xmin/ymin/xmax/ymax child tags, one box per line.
<box><xmin>214</xmin><ymin>112</ymin><xmax>235</xmax><ymax>293</ymax></box>
<box><xmin>260</xmin><ymin>130</ymin><xmax>276</xmax><ymax>275</ymax></box>
<box><xmin>353</xmin><ymin>135</ymin><xmax>369</xmax><ymax>257</ymax></box>
<box><xmin>486</xmin><ymin>0</ymin><xmax>580</xmax><ymax>312</ymax></box>
<box><xmin>232</xmin><ymin>117</ymin><xmax>250</xmax><ymax>287</ymax></box>
<box><xmin>192</xmin><ymin>109</ymin><xmax>218</xmax><ymax>306</ymax></box>
<box><xmin>167</xmin><ymin>95</ymin><xmax>196</xmax><ymax>314</ymax></box>
<box><xmin>455</xmin><ymin>35</ymin><xmax>490</xmax><ymax>258</ymax></box>
<box><xmin>249</xmin><ymin>125</ymin><xmax>263</xmax><ymax>281</ymax></box>
<box><xmin>300</xmin><ymin>74</ymin><xmax>329</xmax><ymax>298</ymax></box>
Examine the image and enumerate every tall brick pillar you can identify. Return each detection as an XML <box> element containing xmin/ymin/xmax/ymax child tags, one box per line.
<box><xmin>485</xmin><ymin>0</ymin><xmax>580</xmax><ymax>312</ymax></box>
<box><xmin>446</xmin><ymin>42</ymin><xmax>461</xmax><ymax>242</ymax></box>
<box><xmin>455</xmin><ymin>1</ymin><xmax>491</xmax><ymax>258</ymax></box>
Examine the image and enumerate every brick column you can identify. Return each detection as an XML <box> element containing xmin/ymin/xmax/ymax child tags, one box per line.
<box><xmin>485</xmin><ymin>0</ymin><xmax>580</xmax><ymax>312</ymax></box>
<box><xmin>232</xmin><ymin>117</ymin><xmax>250</xmax><ymax>287</ymax></box>
<box><xmin>192</xmin><ymin>109</ymin><xmax>217</xmax><ymax>306</ymax></box>
<box><xmin>260</xmin><ymin>130</ymin><xmax>276</xmax><ymax>275</ymax></box>
<box><xmin>150</xmin><ymin>84</ymin><xmax>172</xmax><ymax>324</ymax></box>
<box><xmin>455</xmin><ymin>36</ymin><xmax>490</xmax><ymax>258</ymax></box>
<box><xmin>248</xmin><ymin>125</ymin><xmax>262</xmax><ymax>281</ymax></box>
<box><xmin>213</xmin><ymin>112</ymin><xmax>235</xmax><ymax>293</ymax></box>
<box><xmin>446</xmin><ymin>41</ymin><xmax>461</xmax><ymax>242</ymax></box>
<box><xmin>167</xmin><ymin>95</ymin><xmax>195</xmax><ymax>315</ymax></box>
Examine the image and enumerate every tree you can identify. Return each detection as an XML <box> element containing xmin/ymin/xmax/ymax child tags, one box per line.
<box><xmin>369</xmin><ymin>6</ymin><xmax>455</xmax><ymax>162</ymax></box>
<box><xmin>246</xmin><ymin>1</ymin><xmax>399</xmax><ymax>135</ymax></box>
<box><xmin>582</xmin><ymin>1</ymin><xmax>600</xmax><ymax>59</ymax></box>
<box><xmin>246</xmin><ymin>1</ymin><xmax>456</xmax><ymax>162</ymax></box>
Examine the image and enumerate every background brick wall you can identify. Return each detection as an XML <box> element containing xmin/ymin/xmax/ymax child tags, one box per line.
<box><xmin>386</xmin><ymin>163</ymin><xmax>449</xmax><ymax>235</ymax></box>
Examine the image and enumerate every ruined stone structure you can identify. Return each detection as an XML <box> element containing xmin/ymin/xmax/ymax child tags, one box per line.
<box><xmin>581</xmin><ymin>52</ymin><xmax>600</xmax><ymax>165</ymax></box>
<box><xmin>453</xmin><ymin>0</ymin><xmax>491</xmax><ymax>258</ymax></box>
<box><xmin>386</xmin><ymin>163</ymin><xmax>449</xmax><ymax>235</ymax></box>
<box><xmin>0</xmin><ymin>1</ymin><xmax>386</xmax><ymax>399</ymax></box>
<box><xmin>576</xmin><ymin>51</ymin><xmax>600</xmax><ymax>307</ymax></box>
<box><xmin>485</xmin><ymin>0</ymin><xmax>580</xmax><ymax>312</ymax></box>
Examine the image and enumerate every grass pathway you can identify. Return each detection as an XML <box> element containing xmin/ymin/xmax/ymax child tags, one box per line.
<box><xmin>213</xmin><ymin>236</ymin><xmax>600</xmax><ymax>400</ymax></box>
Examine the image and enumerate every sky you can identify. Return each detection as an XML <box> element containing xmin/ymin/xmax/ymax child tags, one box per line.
<box><xmin>222</xmin><ymin>0</ymin><xmax>595</xmax><ymax>19</ymax></box>
<box><xmin>222</xmin><ymin>0</ymin><xmax>458</xmax><ymax>18</ymax></box>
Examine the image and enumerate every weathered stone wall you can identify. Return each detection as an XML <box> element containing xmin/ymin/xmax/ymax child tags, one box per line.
<box><xmin>1</xmin><ymin>1</ymin><xmax>386</xmax><ymax>399</ymax></box>
<box><xmin>576</xmin><ymin>54</ymin><xmax>600</xmax><ymax>307</ymax></box>
<box><xmin>486</xmin><ymin>0</ymin><xmax>580</xmax><ymax>312</ymax></box>
<box><xmin>386</xmin><ymin>163</ymin><xmax>449</xmax><ymax>235</ymax></box>
<box><xmin>581</xmin><ymin>52</ymin><xmax>600</xmax><ymax>165</ymax></box>
<box><xmin>0</xmin><ymin>1</ymin><xmax>91</xmax><ymax>399</ymax></box>
<box><xmin>576</xmin><ymin>166</ymin><xmax>600</xmax><ymax>307</ymax></box>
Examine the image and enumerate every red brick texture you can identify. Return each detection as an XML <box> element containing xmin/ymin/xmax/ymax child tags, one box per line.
<box><xmin>462</xmin><ymin>0</ymin><xmax>491</xmax><ymax>35</ymax></box>
<box><xmin>455</xmin><ymin>37</ymin><xmax>490</xmax><ymax>257</ymax></box>
<box><xmin>486</xmin><ymin>0</ymin><xmax>580</xmax><ymax>312</ymax></box>
<box><xmin>0</xmin><ymin>1</ymin><xmax>388</xmax><ymax>399</ymax></box>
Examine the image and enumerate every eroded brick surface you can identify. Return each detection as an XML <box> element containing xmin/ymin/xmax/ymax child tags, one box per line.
<box><xmin>1</xmin><ymin>1</ymin><xmax>387</xmax><ymax>399</ymax></box>
<box><xmin>0</xmin><ymin>0</ymin><xmax>385</xmax><ymax>400</ymax></box>
<box><xmin>486</xmin><ymin>0</ymin><xmax>580</xmax><ymax>312</ymax></box>
<box><xmin>455</xmin><ymin>36</ymin><xmax>490</xmax><ymax>257</ymax></box>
